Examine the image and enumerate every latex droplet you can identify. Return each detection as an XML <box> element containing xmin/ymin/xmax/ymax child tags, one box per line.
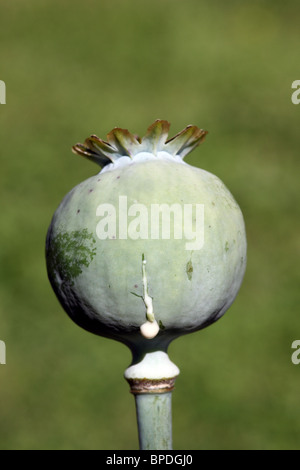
<box><xmin>140</xmin><ymin>320</ymin><xmax>159</xmax><ymax>339</ymax></box>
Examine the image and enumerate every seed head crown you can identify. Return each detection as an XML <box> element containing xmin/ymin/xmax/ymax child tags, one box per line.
<box><xmin>72</xmin><ymin>120</ymin><xmax>208</xmax><ymax>168</ymax></box>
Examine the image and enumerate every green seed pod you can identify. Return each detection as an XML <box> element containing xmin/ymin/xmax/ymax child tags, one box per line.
<box><xmin>46</xmin><ymin>120</ymin><xmax>247</xmax><ymax>362</ymax></box>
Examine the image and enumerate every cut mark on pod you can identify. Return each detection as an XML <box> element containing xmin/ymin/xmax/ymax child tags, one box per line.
<box><xmin>186</xmin><ymin>251</ymin><xmax>194</xmax><ymax>281</ymax></box>
<box><xmin>139</xmin><ymin>254</ymin><xmax>159</xmax><ymax>339</ymax></box>
<box><xmin>186</xmin><ymin>259</ymin><xmax>193</xmax><ymax>281</ymax></box>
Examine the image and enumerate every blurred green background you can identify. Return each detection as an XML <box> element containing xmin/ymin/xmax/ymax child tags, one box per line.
<box><xmin>0</xmin><ymin>0</ymin><xmax>299</xmax><ymax>450</ymax></box>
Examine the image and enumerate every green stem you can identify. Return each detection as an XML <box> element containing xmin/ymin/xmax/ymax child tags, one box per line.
<box><xmin>135</xmin><ymin>391</ymin><xmax>173</xmax><ymax>450</ymax></box>
<box><xmin>124</xmin><ymin>350</ymin><xmax>179</xmax><ymax>450</ymax></box>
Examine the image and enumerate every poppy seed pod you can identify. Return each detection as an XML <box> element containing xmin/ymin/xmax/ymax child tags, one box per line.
<box><xmin>46</xmin><ymin>120</ymin><xmax>247</xmax><ymax>361</ymax></box>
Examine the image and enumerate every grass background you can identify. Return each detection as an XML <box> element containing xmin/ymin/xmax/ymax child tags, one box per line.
<box><xmin>0</xmin><ymin>0</ymin><xmax>299</xmax><ymax>449</ymax></box>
